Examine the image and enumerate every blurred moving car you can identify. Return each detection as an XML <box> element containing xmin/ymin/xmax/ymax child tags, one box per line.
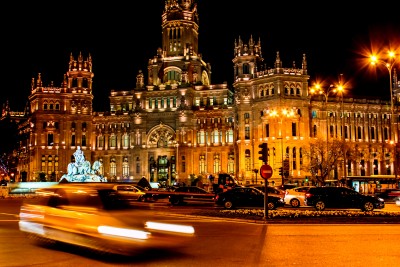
<box><xmin>245</xmin><ymin>184</ymin><xmax>285</xmax><ymax>199</ymax></box>
<box><xmin>374</xmin><ymin>188</ymin><xmax>400</xmax><ymax>202</ymax></box>
<box><xmin>112</xmin><ymin>184</ymin><xmax>148</xmax><ymax>201</ymax></box>
<box><xmin>304</xmin><ymin>186</ymin><xmax>385</xmax><ymax>211</ymax></box>
<box><xmin>284</xmin><ymin>186</ymin><xmax>315</xmax><ymax>207</ymax></box>
<box><xmin>18</xmin><ymin>183</ymin><xmax>195</xmax><ymax>256</ymax></box>
<box><xmin>169</xmin><ymin>186</ymin><xmax>215</xmax><ymax>205</ymax></box>
<box><xmin>215</xmin><ymin>186</ymin><xmax>285</xmax><ymax>210</ymax></box>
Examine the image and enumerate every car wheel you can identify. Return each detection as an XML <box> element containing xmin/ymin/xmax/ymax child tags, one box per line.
<box><xmin>290</xmin><ymin>199</ymin><xmax>300</xmax><ymax>208</ymax></box>
<box><xmin>268</xmin><ymin>201</ymin><xmax>276</xmax><ymax>210</ymax></box>
<box><xmin>170</xmin><ymin>197</ymin><xmax>181</xmax><ymax>205</ymax></box>
<box><xmin>362</xmin><ymin>201</ymin><xmax>374</xmax><ymax>212</ymax></box>
<box><xmin>315</xmin><ymin>200</ymin><xmax>325</xmax><ymax>211</ymax></box>
<box><xmin>224</xmin><ymin>200</ymin><xmax>234</xmax><ymax>209</ymax></box>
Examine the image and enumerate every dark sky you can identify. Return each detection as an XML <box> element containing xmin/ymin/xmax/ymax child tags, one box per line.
<box><xmin>3</xmin><ymin>1</ymin><xmax>399</xmax><ymax>111</ymax></box>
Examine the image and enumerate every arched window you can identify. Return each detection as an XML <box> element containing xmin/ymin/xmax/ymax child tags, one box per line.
<box><xmin>199</xmin><ymin>154</ymin><xmax>206</xmax><ymax>174</ymax></box>
<box><xmin>243</xmin><ymin>63</ymin><xmax>249</xmax><ymax>74</ymax></box>
<box><xmin>213</xmin><ymin>154</ymin><xmax>220</xmax><ymax>173</ymax></box>
<box><xmin>122</xmin><ymin>133</ymin><xmax>129</xmax><ymax>148</ymax></box>
<box><xmin>110</xmin><ymin>158</ymin><xmax>116</xmax><ymax>177</ymax></box>
<box><xmin>81</xmin><ymin>134</ymin><xmax>86</xmax><ymax>147</ymax></box>
<box><xmin>228</xmin><ymin>153</ymin><xmax>234</xmax><ymax>174</ymax></box>
<box><xmin>245</xmin><ymin>149</ymin><xmax>251</xmax><ymax>171</ymax></box>
<box><xmin>357</xmin><ymin>126</ymin><xmax>362</xmax><ymax>140</ymax></box>
<box><xmin>122</xmin><ymin>157</ymin><xmax>129</xmax><ymax>177</ymax></box>
<box><xmin>109</xmin><ymin>134</ymin><xmax>117</xmax><ymax>148</ymax></box>
<box><xmin>292</xmin><ymin>147</ymin><xmax>297</xmax><ymax>170</ymax></box>
<box><xmin>98</xmin><ymin>135</ymin><xmax>104</xmax><ymax>149</ymax></box>
<box><xmin>212</xmin><ymin>129</ymin><xmax>220</xmax><ymax>144</ymax></box>
<box><xmin>226</xmin><ymin>129</ymin><xmax>234</xmax><ymax>143</ymax></box>
<box><xmin>197</xmin><ymin>130</ymin><xmax>206</xmax><ymax>145</ymax></box>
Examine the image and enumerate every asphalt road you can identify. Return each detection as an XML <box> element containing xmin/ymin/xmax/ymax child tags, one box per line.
<box><xmin>1</xmin><ymin>199</ymin><xmax>399</xmax><ymax>267</ymax></box>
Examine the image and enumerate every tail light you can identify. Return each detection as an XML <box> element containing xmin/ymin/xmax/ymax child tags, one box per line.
<box><xmin>305</xmin><ymin>192</ymin><xmax>313</xmax><ymax>198</ymax></box>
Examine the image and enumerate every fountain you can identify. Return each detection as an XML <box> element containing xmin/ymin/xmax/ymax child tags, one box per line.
<box><xmin>59</xmin><ymin>146</ymin><xmax>107</xmax><ymax>183</ymax></box>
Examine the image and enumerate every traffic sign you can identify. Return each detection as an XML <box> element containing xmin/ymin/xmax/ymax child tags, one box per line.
<box><xmin>260</xmin><ymin>164</ymin><xmax>273</xmax><ymax>179</ymax></box>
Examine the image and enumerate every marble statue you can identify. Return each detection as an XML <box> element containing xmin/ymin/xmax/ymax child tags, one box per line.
<box><xmin>59</xmin><ymin>146</ymin><xmax>107</xmax><ymax>183</ymax></box>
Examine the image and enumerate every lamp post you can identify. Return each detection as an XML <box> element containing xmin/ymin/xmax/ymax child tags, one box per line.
<box><xmin>309</xmin><ymin>83</ymin><xmax>335</xmax><ymax>179</ymax></box>
<box><xmin>335</xmin><ymin>79</ymin><xmax>346</xmax><ymax>181</ymax></box>
<box><xmin>268</xmin><ymin>108</ymin><xmax>296</xmax><ymax>186</ymax></box>
<box><xmin>175</xmin><ymin>141</ymin><xmax>179</xmax><ymax>184</ymax></box>
<box><xmin>370</xmin><ymin>51</ymin><xmax>398</xmax><ymax>183</ymax></box>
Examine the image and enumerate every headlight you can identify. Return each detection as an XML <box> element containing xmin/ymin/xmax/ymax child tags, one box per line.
<box><xmin>145</xmin><ymin>222</ymin><xmax>195</xmax><ymax>234</ymax></box>
<box><xmin>98</xmin><ymin>226</ymin><xmax>150</xmax><ymax>240</ymax></box>
<box><xmin>377</xmin><ymin>198</ymin><xmax>384</xmax><ymax>202</ymax></box>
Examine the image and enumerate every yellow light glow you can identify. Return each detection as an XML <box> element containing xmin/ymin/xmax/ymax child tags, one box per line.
<box><xmin>145</xmin><ymin>221</ymin><xmax>195</xmax><ymax>234</ymax></box>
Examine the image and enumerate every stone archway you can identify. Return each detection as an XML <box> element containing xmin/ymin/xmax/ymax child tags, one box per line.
<box><xmin>147</xmin><ymin>123</ymin><xmax>177</xmax><ymax>185</ymax></box>
<box><xmin>147</xmin><ymin>123</ymin><xmax>176</xmax><ymax>148</ymax></box>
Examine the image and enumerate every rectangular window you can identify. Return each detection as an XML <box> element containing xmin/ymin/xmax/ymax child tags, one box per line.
<box><xmin>245</xmin><ymin>126</ymin><xmax>250</xmax><ymax>140</ymax></box>
<box><xmin>181</xmin><ymin>162</ymin><xmax>186</xmax><ymax>173</ymax></box>
<box><xmin>136</xmin><ymin>163</ymin><xmax>140</xmax><ymax>174</ymax></box>
<box><xmin>291</xmin><ymin>122</ymin><xmax>297</xmax><ymax>136</ymax></box>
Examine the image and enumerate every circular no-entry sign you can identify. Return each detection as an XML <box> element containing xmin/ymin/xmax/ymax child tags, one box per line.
<box><xmin>260</xmin><ymin>164</ymin><xmax>273</xmax><ymax>179</ymax></box>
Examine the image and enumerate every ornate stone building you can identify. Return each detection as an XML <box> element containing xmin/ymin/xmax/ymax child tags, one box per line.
<box><xmin>13</xmin><ymin>0</ymin><xmax>400</xmax><ymax>187</ymax></box>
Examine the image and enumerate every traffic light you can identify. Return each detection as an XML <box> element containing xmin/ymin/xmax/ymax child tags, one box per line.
<box><xmin>279</xmin><ymin>167</ymin><xmax>283</xmax><ymax>176</ymax></box>
<box><xmin>258</xmin><ymin>143</ymin><xmax>268</xmax><ymax>164</ymax></box>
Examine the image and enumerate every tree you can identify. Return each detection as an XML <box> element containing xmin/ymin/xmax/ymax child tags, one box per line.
<box><xmin>302</xmin><ymin>137</ymin><xmax>346</xmax><ymax>185</ymax></box>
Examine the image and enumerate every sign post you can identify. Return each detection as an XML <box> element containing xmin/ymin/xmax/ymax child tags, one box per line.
<box><xmin>260</xmin><ymin>164</ymin><xmax>273</xmax><ymax>179</ymax></box>
<box><xmin>260</xmin><ymin>164</ymin><xmax>273</xmax><ymax>219</ymax></box>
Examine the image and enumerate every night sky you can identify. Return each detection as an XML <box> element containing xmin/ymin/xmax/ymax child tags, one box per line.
<box><xmin>3</xmin><ymin>1</ymin><xmax>399</xmax><ymax>111</ymax></box>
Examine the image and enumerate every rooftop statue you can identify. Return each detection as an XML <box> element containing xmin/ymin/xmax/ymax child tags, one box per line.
<box><xmin>59</xmin><ymin>146</ymin><xmax>107</xmax><ymax>183</ymax></box>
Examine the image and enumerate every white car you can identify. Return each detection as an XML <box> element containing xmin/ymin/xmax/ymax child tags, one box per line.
<box><xmin>395</xmin><ymin>196</ymin><xmax>400</xmax><ymax>207</ymax></box>
<box><xmin>284</xmin><ymin>186</ymin><xmax>315</xmax><ymax>207</ymax></box>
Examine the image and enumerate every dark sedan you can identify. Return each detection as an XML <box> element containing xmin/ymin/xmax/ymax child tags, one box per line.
<box><xmin>214</xmin><ymin>187</ymin><xmax>285</xmax><ymax>210</ymax></box>
<box><xmin>305</xmin><ymin>186</ymin><xmax>385</xmax><ymax>211</ymax></box>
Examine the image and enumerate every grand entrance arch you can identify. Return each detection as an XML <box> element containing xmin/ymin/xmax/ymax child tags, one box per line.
<box><xmin>147</xmin><ymin>123</ymin><xmax>177</xmax><ymax>185</ymax></box>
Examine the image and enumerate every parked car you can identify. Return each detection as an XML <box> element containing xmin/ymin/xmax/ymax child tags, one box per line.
<box><xmin>274</xmin><ymin>184</ymin><xmax>298</xmax><ymax>191</ymax></box>
<box><xmin>245</xmin><ymin>184</ymin><xmax>285</xmax><ymax>199</ymax></box>
<box><xmin>112</xmin><ymin>184</ymin><xmax>148</xmax><ymax>201</ymax></box>
<box><xmin>169</xmin><ymin>186</ymin><xmax>215</xmax><ymax>205</ymax></box>
<box><xmin>19</xmin><ymin>183</ymin><xmax>195</xmax><ymax>256</ymax></box>
<box><xmin>395</xmin><ymin>196</ymin><xmax>400</xmax><ymax>207</ymax></box>
<box><xmin>215</xmin><ymin>187</ymin><xmax>285</xmax><ymax>210</ymax></box>
<box><xmin>304</xmin><ymin>186</ymin><xmax>385</xmax><ymax>211</ymax></box>
<box><xmin>284</xmin><ymin>186</ymin><xmax>315</xmax><ymax>207</ymax></box>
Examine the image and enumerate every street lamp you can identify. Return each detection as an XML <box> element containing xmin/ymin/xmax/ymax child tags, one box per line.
<box><xmin>175</xmin><ymin>141</ymin><xmax>179</xmax><ymax>184</ymax></box>
<box><xmin>309</xmin><ymin>83</ymin><xmax>335</xmax><ymax>179</ymax></box>
<box><xmin>268</xmin><ymin>108</ymin><xmax>296</xmax><ymax>185</ymax></box>
<box><xmin>335</xmin><ymin>78</ymin><xmax>346</xmax><ymax>181</ymax></box>
<box><xmin>370</xmin><ymin>50</ymin><xmax>398</xmax><ymax>182</ymax></box>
